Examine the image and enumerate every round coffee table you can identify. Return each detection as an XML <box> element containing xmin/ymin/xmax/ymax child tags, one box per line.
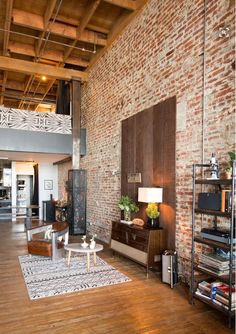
<box><xmin>64</xmin><ymin>243</ymin><xmax>103</xmax><ymax>272</ymax></box>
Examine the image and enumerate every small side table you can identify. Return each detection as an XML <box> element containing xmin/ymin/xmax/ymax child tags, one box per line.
<box><xmin>64</xmin><ymin>243</ymin><xmax>103</xmax><ymax>272</ymax></box>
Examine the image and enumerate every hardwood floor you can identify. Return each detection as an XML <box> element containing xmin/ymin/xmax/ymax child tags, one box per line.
<box><xmin>0</xmin><ymin>220</ymin><xmax>234</xmax><ymax>334</ymax></box>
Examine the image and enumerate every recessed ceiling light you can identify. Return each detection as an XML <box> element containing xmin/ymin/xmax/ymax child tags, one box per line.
<box><xmin>41</xmin><ymin>76</ymin><xmax>47</xmax><ymax>81</ymax></box>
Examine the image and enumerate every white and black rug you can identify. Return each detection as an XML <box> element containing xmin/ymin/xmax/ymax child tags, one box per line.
<box><xmin>19</xmin><ymin>254</ymin><xmax>131</xmax><ymax>300</ymax></box>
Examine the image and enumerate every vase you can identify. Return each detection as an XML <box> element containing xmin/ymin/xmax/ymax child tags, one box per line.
<box><xmin>81</xmin><ymin>241</ymin><xmax>88</xmax><ymax>248</ymax></box>
<box><xmin>147</xmin><ymin>218</ymin><xmax>159</xmax><ymax>228</ymax></box>
<box><xmin>90</xmin><ymin>240</ymin><xmax>96</xmax><ymax>249</ymax></box>
<box><xmin>124</xmin><ymin>210</ymin><xmax>131</xmax><ymax>221</ymax></box>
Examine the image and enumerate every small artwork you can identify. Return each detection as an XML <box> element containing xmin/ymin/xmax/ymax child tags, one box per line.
<box><xmin>44</xmin><ymin>180</ymin><xmax>53</xmax><ymax>190</ymax></box>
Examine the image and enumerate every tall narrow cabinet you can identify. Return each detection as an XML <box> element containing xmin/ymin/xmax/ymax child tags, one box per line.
<box><xmin>190</xmin><ymin>162</ymin><xmax>235</xmax><ymax>327</ymax></box>
<box><xmin>67</xmin><ymin>169</ymin><xmax>86</xmax><ymax>235</ymax></box>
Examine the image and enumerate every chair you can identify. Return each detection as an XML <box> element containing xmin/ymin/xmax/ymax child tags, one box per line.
<box><xmin>26</xmin><ymin>222</ymin><xmax>69</xmax><ymax>261</ymax></box>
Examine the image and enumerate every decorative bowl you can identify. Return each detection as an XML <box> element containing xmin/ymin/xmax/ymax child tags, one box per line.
<box><xmin>81</xmin><ymin>242</ymin><xmax>88</xmax><ymax>248</ymax></box>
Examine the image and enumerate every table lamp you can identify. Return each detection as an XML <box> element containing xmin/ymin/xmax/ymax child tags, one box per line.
<box><xmin>138</xmin><ymin>187</ymin><xmax>163</xmax><ymax>228</ymax></box>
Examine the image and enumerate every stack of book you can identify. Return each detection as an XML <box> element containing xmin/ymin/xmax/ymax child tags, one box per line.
<box><xmin>215</xmin><ymin>283</ymin><xmax>236</xmax><ymax>310</ymax></box>
<box><xmin>198</xmin><ymin>252</ymin><xmax>233</xmax><ymax>276</ymax></box>
<box><xmin>195</xmin><ymin>280</ymin><xmax>221</xmax><ymax>300</ymax></box>
<box><xmin>196</xmin><ymin>281</ymin><xmax>236</xmax><ymax>310</ymax></box>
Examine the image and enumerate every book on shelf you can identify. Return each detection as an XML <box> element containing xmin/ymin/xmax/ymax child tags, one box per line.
<box><xmin>195</xmin><ymin>289</ymin><xmax>211</xmax><ymax>301</ymax></box>
<box><xmin>201</xmin><ymin>253</ymin><xmax>230</xmax><ymax>265</ymax></box>
<box><xmin>216</xmin><ymin>284</ymin><xmax>236</xmax><ymax>301</ymax></box>
<box><xmin>212</xmin><ymin>299</ymin><xmax>235</xmax><ymax>311</ymax></box>
<box><xmin>221</xmin><ymin>190</ymin><xmax>232</xmax><ymax>213</ymax></box>
<box><xmin>198</xmin><ymin>280</ymin><xmax>211</xmax><ymax>292</ymax></box>
<box><xmin>197</xmin><ymin>281</ymin><xmax>222</xmax><ymax>298</ymax></box>
<box><xmin>215</xmin><ymin>293</ymin><xmax>236</xmax><ymax>307</ymax></box>
<box><xmin>199</xmin><ymin>258</ymin><xmax>229</xmax><ymax>270</ymax></box>
<box><xmin>198</xmin><ymin>264</ymin><xmax>230</xmax><ymax>276</ymax></box>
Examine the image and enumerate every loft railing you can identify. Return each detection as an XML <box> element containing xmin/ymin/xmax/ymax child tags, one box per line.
<box><xmin>0</xmin><ymin>107</ymin><xmax>71</xmax><ymax>134</ymax></box>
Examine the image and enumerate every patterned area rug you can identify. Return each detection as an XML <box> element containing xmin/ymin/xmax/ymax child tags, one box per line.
<box><xmin>19</xmin><ymin>254</ymin><xmax>131</xmax><ymax>300</ymax></box>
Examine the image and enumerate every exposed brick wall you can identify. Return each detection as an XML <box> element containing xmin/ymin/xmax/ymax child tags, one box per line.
<box><xmin>59</xmin><ymin>0</ymin><xmax>235</xmax><ymax>279</ymax></box>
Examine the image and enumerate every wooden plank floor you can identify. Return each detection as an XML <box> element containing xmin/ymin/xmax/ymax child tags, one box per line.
<box><xmin>0</xmin><ymin>220</ymin><xmax>234</xmax><ymax>334</ymax></box>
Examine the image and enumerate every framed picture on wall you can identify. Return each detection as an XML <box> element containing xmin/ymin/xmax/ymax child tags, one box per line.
<box><xmin>44</xmin><ymin>180</ymin><xmax>53</xmax><ymax>190</ymax></box>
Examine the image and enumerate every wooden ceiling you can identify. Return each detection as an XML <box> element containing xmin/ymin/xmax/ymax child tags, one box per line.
<box><xmin>0</xmin><ymin>0</ymin><xmax>147</xmax><ymax>112</ymax></box>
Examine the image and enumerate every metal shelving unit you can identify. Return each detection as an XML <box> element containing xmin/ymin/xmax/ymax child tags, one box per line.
<box><xmin>190</xmin><ymin>161</ymin><xmax>235</xmax><ymax>328</ymax></box>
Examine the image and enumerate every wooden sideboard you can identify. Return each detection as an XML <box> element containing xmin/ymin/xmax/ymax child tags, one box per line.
<box><xmin>110</xmin><ymin>221</ymin><xmax>167</xmax><ymax>276</ymax></box>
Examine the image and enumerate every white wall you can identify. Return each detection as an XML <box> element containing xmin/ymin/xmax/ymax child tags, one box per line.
<box><xmin>38</xmin><ymin>163</ymin><xmax>58</xmax><ymax>219</ymax></box>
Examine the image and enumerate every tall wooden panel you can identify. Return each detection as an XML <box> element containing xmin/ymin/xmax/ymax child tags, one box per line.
<box><xmin>121</xmin><ymin>97</ymin><xmax>176</xmax><ymax>249</ymax></box>
<box><xmin>153</xmin><ymin>97</ymin><xmax>176</xmax><ymax>249</ymax></box>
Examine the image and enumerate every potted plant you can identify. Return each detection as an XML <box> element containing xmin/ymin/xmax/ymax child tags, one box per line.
<box><xmin>118</xmin><ymin>195</ymin><xmax>139</xmax><ymax>221</ymax></box>
<box><xmin>225</xmin><ymin>151</ymin><xmax>236</xmax><ymax>179</ymax></box>
<box><xmin>145</xmin><ymin>203</ymin><xmax>160</xmax><ymax>227</ymax></box>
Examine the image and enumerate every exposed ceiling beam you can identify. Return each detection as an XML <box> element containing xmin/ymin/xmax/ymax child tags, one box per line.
<box><xmin>1</xmin><ymin>89</ymin><xmax>56</xmax><ymax>100</ymax></box>
<box><xmin>103</xmin><ymin>0</ymin><xmax>137</xmax><ymax>11</ymax></box>
<box><xmin>3</xmin><ymin>0</ymin><xmax>13</xmax><ymax>56</ymax></box>
<box><xmin>0</xmin><ymin>56</ymin><xmax>88</xmax><ymax>81</ymax></box>
<box><xmin>0</xmin><ymin>72</ymin><xmax>8</xmax><ymax>105</ymax></box>
<box><xmin>36</xmin><ymin>0</ymin><xmax>59</xmax><ymax>57</ymax></box>
<box><xmin>1</xmin><ymin>0</ymin><xmax>13</xmax><ymax>106</ymax></box>
<box><xmin>8</xmin><ymin>41</ymin><xmax>89</xmax><ymax>68</ymax></box>
<box><xmin>0</xmin><ymin>92</ymin><xmax>55</xmax><ymax>104</ymax></box>
<box><xmin>12</xmin><ymin>9</ymin><xmax>107</xmax><ymax>47</ymax></box>
<box><xmin>87</xmin><ymin>0</ymin><xmax>148</xmax><ymax>69</ymax></box>
<box><xmin>44</xmin><ymin>0</ymin><xmax>58</xmax><ymax>27</ymax></box>
<box><xmin>55</xmin><ymin>14</ymin><xmax>109</xmax><ymax>34</ymax></box>
<box><xmin>63</xmin><ymin>0</ymin><xmax>102</xmax><ymax>61</ymax></box>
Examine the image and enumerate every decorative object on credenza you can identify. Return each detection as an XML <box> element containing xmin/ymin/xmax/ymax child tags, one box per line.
<box><xmin>132</xmin><ymin>218</ymin><xmax>145</xmax><ymax>226</ymax></box>
<box><xmin>225</xmin><ymin>151</ymin><xmax>236</xmax><ymax>179</ymax></box>
<box><xmin>138</xmin><ymin>187</ymin><xmax>163</xmax><ymax>228</ymax></box>
<box><xmin>118</xmin><ymin>195</ymin><xmax>139</xmax><ymax>222</ymax></box>
<box><xmin>209</xmin><ymin>153</ymin><xmax>219</xmax><ymax>179</ymax></box>
<box><xmin>81</xmin><ymin>235</ymin><xmax>88</xmax><ymax>248</ymax></box>
<box><xmin>90</xmin><ymin>234</ymin><xmax>97</xmax><ymax>249</ymax></box>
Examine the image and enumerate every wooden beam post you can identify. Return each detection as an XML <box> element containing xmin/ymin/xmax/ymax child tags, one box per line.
<box><xmin>72</xmin><ymin>80</ymin><xmax>81</xmax><ymax>169</ymax></box>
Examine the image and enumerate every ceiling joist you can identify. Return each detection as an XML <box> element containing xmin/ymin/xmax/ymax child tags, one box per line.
<box><xmin>103</xmin><ymin>0</ymin><xmax>137</xmax><ymax>11</ymax></box>
<box><xmin>63</xmin><ymin>0</ymin><xmax>102</xmax><ymax>62</ymax></box>
<box><xmin>0</xmin><ymin>0</ymin><xmax>145</xmax><ymax>110</ymax></box>
<box><xmin>8</xmin><ymin>41</ymin><xmax>89</xmax><ymax>68</ymax></box>
<box><xmin>12</xmin><ymin>9</ymin><xmax>107</xmax><ymax>47</ymax></box>
<box><xmin>0</xmin><ymin>56</ymin><xmax>88</xmax><ymax>81</ymax></box>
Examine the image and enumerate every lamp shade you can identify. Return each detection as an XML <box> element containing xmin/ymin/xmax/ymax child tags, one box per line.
<box><xmin>138</xmin><ymin>187</ymin><xmax>163</xmax><ymax>203</ymax></box>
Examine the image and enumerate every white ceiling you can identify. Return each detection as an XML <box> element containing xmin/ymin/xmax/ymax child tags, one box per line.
<box><xmin>0</xmin><ymin>151</ymin><xmax>70</xmax><ymax>164</ymax></box>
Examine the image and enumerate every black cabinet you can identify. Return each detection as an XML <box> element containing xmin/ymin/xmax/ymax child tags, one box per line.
<box><xmin>42</xmin><ymin>200</ymin><xmax>55</xmax><ymax>222</ymax></box>
<box><xmin>67</xmin><ymin>169</ymin><xmax>86</xmax><ymax>235</ymax></box>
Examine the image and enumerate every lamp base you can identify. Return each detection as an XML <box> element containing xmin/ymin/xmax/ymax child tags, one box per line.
<box><xmin>147</xmin><ymin>217</ymin><xmax>159</xmax><ymax>228</ymax></box>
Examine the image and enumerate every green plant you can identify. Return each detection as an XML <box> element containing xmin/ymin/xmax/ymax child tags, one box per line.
<box><xmin>118</xmin><ymin>195</ymin><xmax>139</xmax><ymax>213</ymax></box>
<box><xmin>145</xmin><ymin>203</ymin><xmax>160</xmax><ymax>219</ymax></box>
<box><xmin>226</xmin><ymin>151</ymin><xmax>236</xmax><ymax>172</ymax></box>
<box><xmin>90</xmin><ymin>234</ymin><xmax>97</xmax><ymax>242</ymax></box>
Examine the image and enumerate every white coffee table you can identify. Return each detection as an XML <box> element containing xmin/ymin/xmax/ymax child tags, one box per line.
<box><xmin>64</xmin><ymin>243</ymin><xmax>103</xmax><ymax>272</ymax></box>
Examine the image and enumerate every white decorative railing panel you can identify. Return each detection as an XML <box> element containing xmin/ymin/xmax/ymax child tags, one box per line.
<box><xmin>0</xmin><ymin>107</ymin><xmax>71</xmax><ymax>134</ymax></box>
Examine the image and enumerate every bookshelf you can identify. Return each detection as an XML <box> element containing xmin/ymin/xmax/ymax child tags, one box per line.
<box><xmin>190</xmin><ymin>161</ymin><xmax>235</xmax><ymax>328</ymax></box>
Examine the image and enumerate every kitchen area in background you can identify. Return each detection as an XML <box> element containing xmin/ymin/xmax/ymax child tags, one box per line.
<box><xmin>0</xmin><ymin>157</ymin><xmax>60</xmax><ymax>222</ymax></box>
<box><xmin>0</xmin><ymin>160</ymin><xmax>12</xmax><ymax>220</ymax></box>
